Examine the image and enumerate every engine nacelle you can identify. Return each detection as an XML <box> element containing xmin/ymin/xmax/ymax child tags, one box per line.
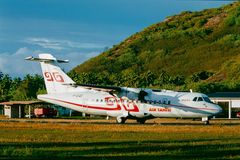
<box><xmin>129</xmin><ymin>111</ymin><xmax>150</xmax><ymax>118</ymax></box>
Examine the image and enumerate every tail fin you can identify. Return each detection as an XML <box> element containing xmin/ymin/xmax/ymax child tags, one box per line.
<box><xmin>25</xmin><ymin>54</ymin><xmax>75</xmax><ymax>94</ymax></box>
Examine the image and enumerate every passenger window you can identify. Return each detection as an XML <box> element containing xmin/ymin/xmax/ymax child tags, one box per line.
<box><xmin>193</xmin><ymin>97</ymin><xmax>197</xmax><ymax>101</ymax></box>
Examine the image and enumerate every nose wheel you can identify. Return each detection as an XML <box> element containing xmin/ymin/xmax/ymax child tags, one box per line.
<box><xmin>202</xmin><ymin>117</ymin><xmax>210</xmax><ymax>125</ymax></box>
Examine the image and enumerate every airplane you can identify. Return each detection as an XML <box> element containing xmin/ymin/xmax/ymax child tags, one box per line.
<box><xmin>25</xmin><ymin>54</ymin><xmax>222</xmax><ymax>125</ymax></box>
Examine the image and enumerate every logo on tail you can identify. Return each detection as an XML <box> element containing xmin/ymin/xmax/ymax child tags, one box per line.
<box><xmin>44</xmin><ymin>72</ymin><xmax>64</xmax><ymax>82</ymax></box>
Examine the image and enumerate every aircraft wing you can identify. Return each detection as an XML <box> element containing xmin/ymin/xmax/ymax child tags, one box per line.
<box><xmin>75</xmin><ymin>84</ymin><xmax>149</xmax><ymax>101</ymax></box>
<box><xmin>75</xmin><ymin>84</ymin><xmax>122</xmax><ymax>93</ymax></box>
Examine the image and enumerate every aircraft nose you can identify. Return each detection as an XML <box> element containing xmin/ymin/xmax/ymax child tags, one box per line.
<box><xmin>215</xmin><ymin>104</ymin><xmax>222</xmax><ymax>114</ymax></box>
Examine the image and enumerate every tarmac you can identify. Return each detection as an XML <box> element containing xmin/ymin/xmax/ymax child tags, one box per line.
<box><xmin>1</xmin><ymin>117</ymin><xmax>240</xmax><ymax>126</ymax></box>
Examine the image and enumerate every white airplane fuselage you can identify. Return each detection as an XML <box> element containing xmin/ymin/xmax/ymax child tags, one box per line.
<box><xmin>38</xmin><ymin>88</ymin><xmax>221</xmax><ymax>121</ymax></box>
<box><xmin>26</xmin><ymin>54</ymin><xmax>222</xmax><ymax>124</ymax></box>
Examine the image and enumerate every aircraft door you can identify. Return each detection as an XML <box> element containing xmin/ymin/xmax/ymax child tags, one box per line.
<box><xmin>79</xmin><ymin>96</ymin><xmax>88</xmax><ymax>114</ymax></box>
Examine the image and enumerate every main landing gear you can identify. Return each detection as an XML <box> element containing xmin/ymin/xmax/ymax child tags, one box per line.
<box><xmin>116</xmin><ymin>117</ymin><xmax>146</xmax><ymax>124</ymax></box>
<box><xmin>116</xmin><ymin>117</ymin><xmax>127</xmax><ymax>124</ymax></box>
<box><xmin>137</xmin><ymin>119</ymin><xmax>146</xmax><ymax>124</ymax></box>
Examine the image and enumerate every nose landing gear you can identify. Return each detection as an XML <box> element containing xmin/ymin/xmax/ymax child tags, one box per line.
<box><xmin>202</xmin><ymin>117</ymin><xmax>209</xmax><ymax>125</ymax></box>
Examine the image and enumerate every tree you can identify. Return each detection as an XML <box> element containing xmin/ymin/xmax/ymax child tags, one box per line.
<box><xmin>154</xmin><ymin>70</ymin><xmax>170</xmax><ymax>86</ymax></box>
<box><xmin>191</xmin><ymin>71</ymin><xmax>213</xmax><ymax>82</ymax></box>
<box><xmin>12</xmin><ymin>74</ymin><xmax>45</xmax><ymax>100</ymax></box>
<box><xmin>0</xmin><ymin>71</ymin><xmax>3</xmax><ymax>79</ymax></box>
<box><xmin>138</xmin><ymin>71</ymin><xmax>156</xmax><ymax>88</ymax></box>
<box><xmin>169</xmin><ymin>75</ymin><xmax>185</xmax><ymax>86</ymax></box>
<box><xmin>0</xmin><ymin>74</ymin><xmax>12</xmax><ymax>101</ymax></box>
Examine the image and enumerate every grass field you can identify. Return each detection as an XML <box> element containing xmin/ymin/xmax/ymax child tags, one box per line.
<box><xmin>0</xmin><ymin>118</ymin><xmax>240</xmax><ymax>159</ymax></box>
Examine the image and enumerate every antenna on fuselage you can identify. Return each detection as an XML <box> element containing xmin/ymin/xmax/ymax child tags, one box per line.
<box><xmin>190</xmin><ymin>89</ymin><xmax>193</xmax><ymax>93</ymax></box>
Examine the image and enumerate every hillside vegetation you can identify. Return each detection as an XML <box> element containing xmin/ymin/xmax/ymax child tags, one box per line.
<box><xmin>71</xmin><ymin>2</ymin><xmax>240</xmax><ymax>93</ymax></box>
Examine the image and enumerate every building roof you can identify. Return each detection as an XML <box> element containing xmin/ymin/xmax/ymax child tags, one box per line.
<box><xmin>208</xmin><ymin>92</ymin><xmax>240</xmax><ymax>99</ymax></box>
<box><xmin>0</xmin><ymin>101</ymin><xmax>47</xmax><ymax>106</ymax></box>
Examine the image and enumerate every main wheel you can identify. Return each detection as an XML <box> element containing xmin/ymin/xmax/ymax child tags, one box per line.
<box><xmin>204</xmin><ymin>121</ymin><xmax>209</xmax><ymax>125</ymax></box>
<box><xmin>137</xmin><ymin>119</ymin><xmax>146</xmax><ymax>124</ymax></box>
<box><xmin>116</xmin><ymin>117</ymin><xmax>126</xmax><ymax>124</ymax></box>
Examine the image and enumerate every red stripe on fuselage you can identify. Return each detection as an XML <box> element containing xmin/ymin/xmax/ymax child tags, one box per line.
<box><xmin>45</xmin><ymin>97</ymin><xmax>122</xmax><ymax>111</ymax></box>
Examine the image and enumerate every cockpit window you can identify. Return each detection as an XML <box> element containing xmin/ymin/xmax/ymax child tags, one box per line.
<box><xmin>193</xmin><ymin>96</ymin><xmax>212</xmax><ymax>103</ymax></box>
<box><xmin>193</xmin><ymin>97</ymin><xmax>197</xmax><ymax>101</ymax></box>
<box><xmin>203</xmin><ymin>97</ymin><xmax>212</xmax><ymax>103</ymax></box>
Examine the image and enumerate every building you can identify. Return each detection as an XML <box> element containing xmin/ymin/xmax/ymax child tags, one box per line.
<box><xmin>0</xmin><ymin>105</ymin><xmax>3</xmax><ymax>115</ymax></box>
<box><xmin>0</xmin><ymin>101</ymin><xmax>48</xmax><ymax>118</ymax></box>
<box><xmin>208</xmin><ymin>92</ymin><xmax>240</xmax><ymax>119</ymax></box>
<box><xmin>0</xmin><ymin>101</ymin><xmax>74</xmax><ymax>118</ymax></box>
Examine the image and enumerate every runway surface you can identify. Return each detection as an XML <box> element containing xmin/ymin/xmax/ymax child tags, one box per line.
<box><xmin>1</xmin><ymin>117</ymin><xmax>240</xmax><ymax>126</ymax></box>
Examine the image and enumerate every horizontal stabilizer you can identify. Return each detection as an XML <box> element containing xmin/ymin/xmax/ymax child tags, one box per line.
<box><xmin>25</xmin><ymin>55</ymin><xmax>69</xmax><ymax>63</ymax></box>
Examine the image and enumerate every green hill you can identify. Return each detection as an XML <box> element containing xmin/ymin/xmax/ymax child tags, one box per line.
<box><xmin>70</xmin><ymin>2</ymin><xmax>240</xmax><ymax>93</ymax></box>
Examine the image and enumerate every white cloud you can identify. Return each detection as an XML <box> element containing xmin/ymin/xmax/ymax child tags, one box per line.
<box><xmin>24</xmin><ymin>37</ymin><xmax>106</xmax><ymax>51</ymax></box>
<box><xmin>25</xmin><ymin>38</ymin><xmax>65</xmax><ymax>50</ymax></box>
<box><xmin>0</xmin><ymin>47</ymin><xmax>101</xmax><ymax>78</ymax></box>
<box><xmin>0</xmin><ymin>47</ymin><xmax>42</xmax><ymax>77</ymax></box>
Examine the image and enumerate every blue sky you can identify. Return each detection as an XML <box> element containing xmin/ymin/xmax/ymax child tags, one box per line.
<box><xmin>0</xmin><ymin>0</ymin><xmax>233</xmax><ymax>77</ymax></box>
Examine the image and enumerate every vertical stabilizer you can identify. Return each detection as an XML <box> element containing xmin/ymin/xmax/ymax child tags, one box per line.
<box><xmin>25</xmin><ymin>54</ymin><xmax>75</xmax><ymax>94</ymax></box>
